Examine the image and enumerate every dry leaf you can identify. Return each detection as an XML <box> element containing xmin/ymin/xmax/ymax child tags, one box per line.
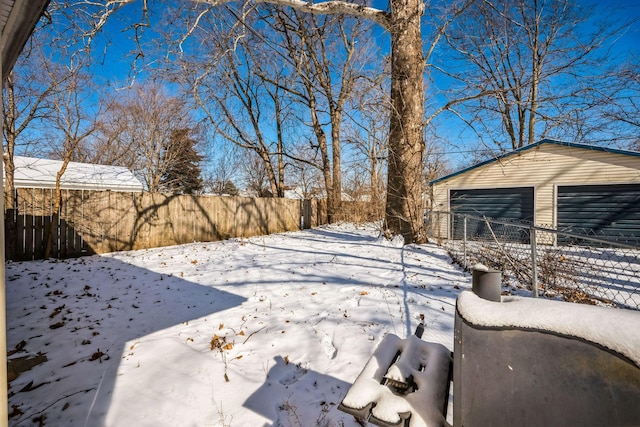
<box><xmin>211</xmin><ymin>334</ymin><xmax>224</xmax><ymax>351</ymax></box>
<box><xmin>360</xmin><ymin>291</ymin><xmax>368</xmax><ymax>295</ymax></box>
<box><xmin>234</xmin><ymin>355</ymin><xmax>243</xmax><ymax>360</ymax></box>
<box><xmin>223</xmin><ymin>343</ymin><xmax>234</xmax><ymax>351</ymax></box>
<box><xmin>284</xmin><ymin>355</ymin><xmax>290</xmax><ymax>365</ymax></box>
<box><xmin>238</xmin><ymin>330</ymin><xmax>245</xmax><ymax>336</ymax></box>
<box><xmin>219</xmin><ymin>323</ymin><xmax>224</xmax><ymax>330</ymax></box>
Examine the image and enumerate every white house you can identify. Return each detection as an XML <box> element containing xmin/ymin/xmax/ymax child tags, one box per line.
<box><xmin>12</xmin><ymin>156</ymin><xmax>143</xmax><ymax>192</ymax></box>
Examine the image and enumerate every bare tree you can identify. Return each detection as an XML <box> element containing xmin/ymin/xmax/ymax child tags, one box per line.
<box><xmin>2</xmin><ymin>35</ymin><xmax>76</xmax><ymax>208</ymax></box>
<box><xmin>243</xmin><ymin>150</ymin><xmax>275</xmax><ymax>197</ymax></box>
<box><xmin>202</xmin><ymin>142</ymin><xmax>243</xmax><ymax>195</ymax></box>
<box><xmin>95</xmin><ymin>84</ymin><xmax>199</xmax><ymax>192</ymax></box>
<box><xmin>600</xmin><ymin>60</ymin><xmax>640</xmax><ymax>149</ymax></box>
<box><xmin>266</xmin><ymin>8</ymin><xmax>373</xmax><ymax>221</ymax></box>
<box><xmin>287</xmin><ymin>142</ymin><xmax>326</xmax><ymax>199</ymax></box>
<box><xmin>73</xmin><ymin>0</ymin><xmax>460</xmax><ymax>242</ymax></box>
<box><xmin>42</xmin><ymin>63</ymin><xmax>99</xmax><ymax>258</ymax></box>
<box><xmin>178</xmin><ymin>9</ymin><xmax>291</xmax><ymax>198</ymax></box>
<box><xmin>46</xmin><ymin>0</ymin><xmax>478</xmax><ymax>243</ymax></box>
<box><xmin>344</xmin><ymin>76</ymin><xmax>390</xmax><ymax>215</ymax></box>
<box><xmin>445</xmin><ymin>0</ymin><xmax>628</xmax><ymax>151</ymax></box>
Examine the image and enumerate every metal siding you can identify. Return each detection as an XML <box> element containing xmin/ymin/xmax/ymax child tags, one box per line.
<box><xmin>450</xmin><ymin>187</ymin><xmax>534</xmax><ymax>242</ymax></box>
<box><xmin>450</xmin><ymin>187</ymin><xmax>534</xmax><ymax>220</ymax></box>
<box><xmin>557</xmin><ymin>184</ymin><xmax>640</xmax><ymax>245</ymax></box>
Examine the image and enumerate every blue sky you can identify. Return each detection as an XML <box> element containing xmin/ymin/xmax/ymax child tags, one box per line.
<box><xmin>24</xmin><ymin>0</ymin><xmax>640</xmax><ymax>177</ymax></box>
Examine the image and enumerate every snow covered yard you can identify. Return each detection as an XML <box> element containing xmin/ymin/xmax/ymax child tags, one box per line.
<box><xmin>6</xmin><ymin>223</ymin><xmax>469</xmax><ymax>427</ymax></box>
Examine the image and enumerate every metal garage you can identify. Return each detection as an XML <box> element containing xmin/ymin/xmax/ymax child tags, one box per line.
<box><xmin>450</xmin><ymin>187</ymin><xmax>534</xmax><ymax>242</ymax></box>
<box><xmin>557</xmin><ymin>184</ymin><xmax>640</xmax><ymax>245</ymax></box>
<box><xmin>429</xmin><ymin>140</ymin><xmax>640</xmax><ymax>244</ymax></box>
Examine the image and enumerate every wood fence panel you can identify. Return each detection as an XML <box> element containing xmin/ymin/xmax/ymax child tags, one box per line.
<box><xmin>195</xmin><ymin>195</ymin><xmax>208</xmax><ymax>242</ymax></box>
<box><xmin>131</xmin><ymin>192</ymin><xmax>148</xmax><ymax>250</ymax></box>
<box><xmin>115</xmin><ymin>191</ymin><xmax>135</xmax><ymax>252</ymax></box>
<box><xmin>237</xmin><ymin>197</ymin><xmax>256</xmax><ymax>237</ymax></box>
<box><xmin>192</xmin><ymin>195</ymin><xmax>204</xmax><ymax>242</ymax></box>
<box><xmin>65</xmin><ymin>190</ymin><xmax>84</xmax><ymax>255</ymax></box>
<box><xmin>80</xmin><ymin>190</ymin><xmax>100</xmax><ymax>253</ymax></box>
<box><xmin>214</xmin><ymin>197</ymin><xmax>234</xmax><ymax>239</ymax></box>
<box><xmin>18</xmin><ymin>191</ymin><xmax>29</xmax><ymax>260</ymax></box>
<box><xmin>5</xmin><ymin>189</ymin><xmax>331</xmax><ymax>260</ymax></box>
<box><xmin>40</xmin><ymin>214</ymin><xmax>49</xmax><ymax>259</ymax></box>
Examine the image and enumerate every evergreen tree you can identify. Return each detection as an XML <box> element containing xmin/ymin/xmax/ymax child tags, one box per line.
<box><xmin>160</xmin><ymin>128</ymin><xmax>204</xmax><ymax>194</ymax></box>
<box><xmin>221</xmin><ymin>180</ymin><xmax>239</xmax><ymax>196</ymax></box>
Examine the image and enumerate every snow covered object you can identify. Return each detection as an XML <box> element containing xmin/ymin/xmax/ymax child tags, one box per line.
<box><xmin>453</xmin><ymin>290</ymin><xmax>640</xmax><ymax>427</ymax></box>
<box><xmin>339</xmin><ymin>324</ymin><xmax>452</xmax><ymax>427</ymax></box>
<box><xmin>340</xmin><ymin>266</ymin><xmax>640</xmax><ymax>427</ymax></box>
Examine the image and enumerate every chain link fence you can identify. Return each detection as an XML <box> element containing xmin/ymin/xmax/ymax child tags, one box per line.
<box><xmin>426</xmin><ymin>211</ymin><xmax>640</xmax><ymax>310</ymax></box>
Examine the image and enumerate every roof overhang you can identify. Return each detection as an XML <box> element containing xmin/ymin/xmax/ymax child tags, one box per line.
<box><xmin>1</xmin><ymin>0</ymin><xmax>50</xmax><ymax>79</ymax></box>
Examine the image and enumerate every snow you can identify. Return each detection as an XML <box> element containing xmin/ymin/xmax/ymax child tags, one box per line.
<box><xmin>457</xmin><ymin>290</ymin><xmax>640</xmax><ymax>367</ymax></box>
<box><xmin>6</xmin><ymin>223</ymin><xmax>469</xmax><ymax>426</ymax></box>
<box><xmin>341</xmin><ymin>334</ymin><xmax>451</xmax><ymax>427</ymax></box>
<box><xmin>12</xmin><ymin>156</ymin><xmax>143</xmax><ymax>192</ymax></box>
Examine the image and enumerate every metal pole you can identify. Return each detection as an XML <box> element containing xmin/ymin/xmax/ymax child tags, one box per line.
<box><xmin>531</xmin><ymin>227</ymin><xmax>538</xmax><ymax>298</ymax></box>
<box><xmin>472</xmin><ymin>267</ymin><xmax>502</xmax><ymax>302</ymax></box>
<box><xmin>463</xmin><ymin>216</ymin><xmax>468</xmax><ymax>270</ymax></box>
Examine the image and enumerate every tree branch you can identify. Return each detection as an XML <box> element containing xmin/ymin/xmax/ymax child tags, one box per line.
<box><xmin>193</xmin><ymin>0</ymin><xmax>391</xmax><ymax>29</ymax></box>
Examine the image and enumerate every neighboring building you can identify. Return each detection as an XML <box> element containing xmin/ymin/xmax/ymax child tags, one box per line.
<box><xmin>11</xmin><ymin>156</ymin><xmax>143</xmax><ymax>192</ymax></box>
<box><xmin>429</xmin><ymin>139</ymin><xmax>640</xmax><ymax>242</ymax></box>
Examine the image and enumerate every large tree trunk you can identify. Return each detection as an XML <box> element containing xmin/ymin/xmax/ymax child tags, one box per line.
<box><xmin>385</xmin><ymin>0</ymin><xmax>426</xmax><ymax>243</ymax></box>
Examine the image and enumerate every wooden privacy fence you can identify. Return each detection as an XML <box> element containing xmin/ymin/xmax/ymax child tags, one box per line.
<box><xmin>5</xmin><ymin>189</ymin><xmax>326</xmax><ymax>261</ymax></box>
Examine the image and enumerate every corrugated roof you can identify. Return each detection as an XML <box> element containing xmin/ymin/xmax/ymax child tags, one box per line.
<box><xmin>429</xmin><ymin>139</ymin><xmax>640</xmax><ymax>185</ymax></box>
<box><xmin>13</xmin><ymin>156</ymin><xmax>143</xmax><ymax>192</ymax></box>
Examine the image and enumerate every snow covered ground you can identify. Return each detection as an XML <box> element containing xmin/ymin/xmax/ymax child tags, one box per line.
<box><xmin>6</xmin><ymin>223</ymin><xmax>470</xmax><ymax>426</ymax></box>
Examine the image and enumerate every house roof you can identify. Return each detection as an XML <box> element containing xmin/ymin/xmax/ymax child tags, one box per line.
<box><xmin>1</xmin><ymin>0</ymin><xmax>50</xmax><ymax>79</ymax></box>
<box><xmin>430</xmin><ymin>139</ymin><xmax>640</xmax><ymax>186</ymax></box>
<box><xmin>13</xmin><ymin>156</ymin><xmax>144</xmax><ymax>192</ymax></box>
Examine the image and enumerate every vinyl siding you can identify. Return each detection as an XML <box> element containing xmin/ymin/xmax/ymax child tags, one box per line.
<box><xmin>430</xmin><ymin>143</ymin><xmax>640</xmax><ymax>238</ymax></box>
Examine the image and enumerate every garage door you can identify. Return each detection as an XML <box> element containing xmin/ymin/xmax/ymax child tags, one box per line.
<box><xmin>557</xmin><ymin>184</ymin><xmax>640</xmax><ymax>245</ymax></box>
<box><xmin>450</xmin><ymin>187</ymin><xmax>534</xmax><ymax>242</ymax></box>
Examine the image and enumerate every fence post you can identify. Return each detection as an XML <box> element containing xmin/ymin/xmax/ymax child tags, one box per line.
<box><xmin>531</xmin><ymin>226</ymin><xmax>538</xmax><ymax>298</ymax></box>
<box><xmin>463</xmin><ymin>215</ymin><xmax>468</xmax><ymax>270</ymax></box>
<box><xmin>301</xmin><ymin>199</ymin><xmax>311</xmax><ymax>229</ymax></box>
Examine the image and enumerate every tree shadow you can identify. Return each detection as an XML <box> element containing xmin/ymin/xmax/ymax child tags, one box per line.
<box><xmin>5</xmin><ymin>254</ymin><xmax>246</xmax><ymax>426</ymax></box>
<box><xmin>243</xmin><ymin>355</ymin><xmax>357</xmax><ymax>427</ymax></box>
